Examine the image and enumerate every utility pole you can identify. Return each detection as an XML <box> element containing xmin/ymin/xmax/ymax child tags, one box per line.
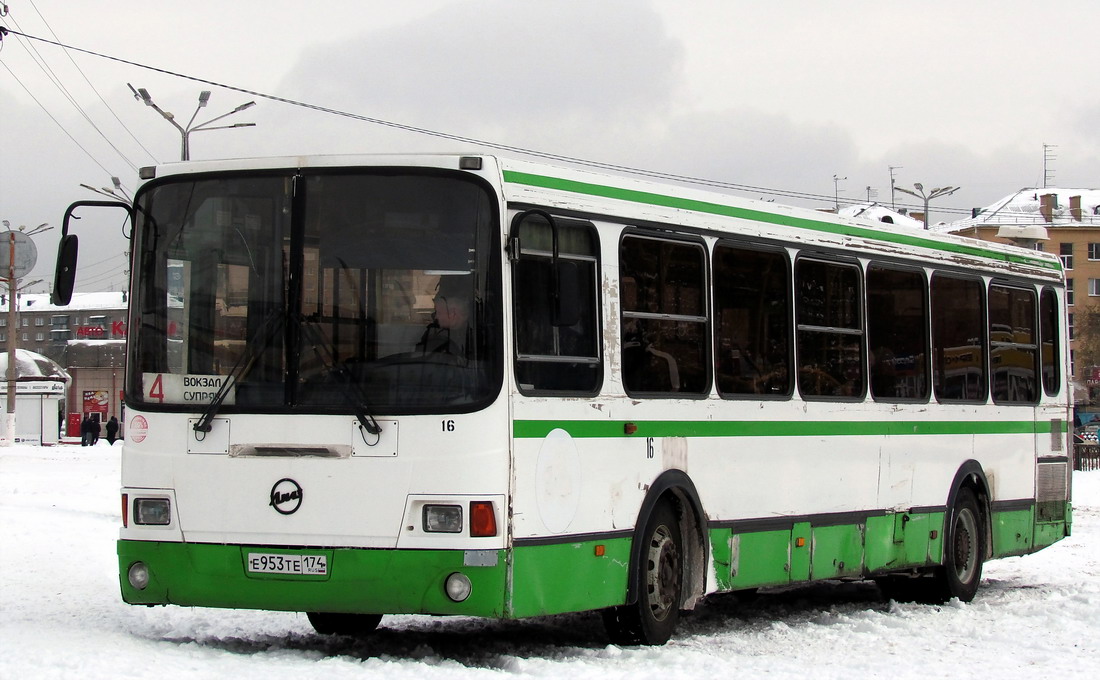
<box><xmin>128</xmin><ymin>85</ymin><xmax>256</xmax><ymax>161</ymax></box>
<box><xmin>0</xmin><ymin>221</ymin><xmax>51</xmax><ymax>446</ymax></box>
<box><xmin>888</xmin><ymin>166</ymin><xmax>903</xmax><ymax>210</ymax></box>
<box><xmin>833</xmin><ymin>174</ymin><xmax>847</xmax><ymax>211</ymax></box>
<box><xmin>894</xmin><ymin>183</ymin><xmax>960</xmax><ymax>229</ymax></box>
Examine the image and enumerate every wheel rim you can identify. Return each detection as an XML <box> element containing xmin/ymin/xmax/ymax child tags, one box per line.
<box><xmin>952</xmin><ymin>507</ymin><xmax>979</xmax><ymax>584</ymax></box>
<box><xmin>645</xmin><ymin>523</ymin><xmax>681</xmax><ymax>621</ymax></box>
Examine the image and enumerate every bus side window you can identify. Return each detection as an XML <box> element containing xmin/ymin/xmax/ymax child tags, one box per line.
<box><xmin>1040</xmin><ymin>287</ymin><xmax>1061</xmax><ymax>396</ymax></box>
<box><xmin>989</xmin><ymin>284</ymin><xmax>1039</xmax><ymax>404</ymax></box>
<box><xmin>931</xmin><ymin>274</ymin><xmax>988</xmax><ymax>403</ymax></box>
<box><xmin>512</xmin><ymin>215</ymin><xmax>602</xmax><ymax>394</ymax></box>
<box><xmin>713</xmin><ymin>244</ymin><xmax>792</xmax><ymax>397</ymax></box>
<box><xmin>795</xmin><ymin>258</ymin><xmax>864</xmax><ymax>399</ymax></box>
<box><xmin>867</xmin><ymin>265</ymin><xmax>929</xmax><ymax>402</ymax></box>
<box><xmin>619</xmin><ymin>235</ymin><xmax>709</xmax><ymax>396</ymax></box>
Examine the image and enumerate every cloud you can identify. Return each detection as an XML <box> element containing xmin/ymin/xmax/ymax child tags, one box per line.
<box><xmin>274</xmin><ymin>0</ymin><xmax>683</xmax><ymax>148</ymax></box>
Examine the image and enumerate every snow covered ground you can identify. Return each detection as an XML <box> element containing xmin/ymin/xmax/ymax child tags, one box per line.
<box><xmin>1</xmin><ymin>442</ymin><xmax>1097</xmax><ymax>679</ymax></box>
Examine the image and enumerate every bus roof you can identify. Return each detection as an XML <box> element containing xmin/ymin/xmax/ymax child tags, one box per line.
<box><xmin>137</xmin><ymin>153</ymin><xmax>1063</xmax><ymax>282</ymax></box>
<box><xmin>496</xmin><ymin>157</ymin><xmax>1063</xmax><ymax>281</ymax></box>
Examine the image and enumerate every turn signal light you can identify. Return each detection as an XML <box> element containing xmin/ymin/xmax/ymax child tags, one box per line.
<box><xmin>469</xmin><ymin>501</ymin><xmax>498</xmax><ymax>537</ymax></box>
<box><xmin>122</xmin><ymin>493</ymin><xmax>129</xmax><ymax>528</ymax></box>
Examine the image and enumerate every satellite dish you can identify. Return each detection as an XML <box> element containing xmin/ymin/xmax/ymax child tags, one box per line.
<box><xmin>0</xmin><ymin>231</ymin><xmax>38</xmax><ymax>279</ymax></box>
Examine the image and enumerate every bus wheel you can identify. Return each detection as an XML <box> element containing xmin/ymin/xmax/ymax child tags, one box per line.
<box><xmin>306</xmin><ymin>612</ymin><xmax>382</xmax><ymax>637</ymax></box>
<box><xmin>930</xmin><ymin>487</ymin><xmax>985</xmax><ymax>603</ymax></box>
<box><xmin>601</xmin><ymin>501</ymin><xmax>683</xmax><ymax>645</ymax></box>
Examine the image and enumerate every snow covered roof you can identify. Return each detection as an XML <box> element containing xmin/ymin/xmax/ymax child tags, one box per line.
<box><xmin>0</xmin><ymin>349</ymin><xmax>71</xmax><ymax>383</ymax></box>
<box><xmin>937</xmin><ymin>188</ymin><xmax>1100</xmax><ymax>234</ymax></box>
<box><xmin>17</xmin><ymin>291</ymin><xmax>127</xmax><ymax>313</ymax></box>
<box><xmin>837</xmin><ymin>203</ymin><xmax>925</xmax><ymax>229</ymax></box>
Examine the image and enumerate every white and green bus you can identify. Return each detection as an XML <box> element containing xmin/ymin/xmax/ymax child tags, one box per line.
<box><xmin>54</xmin><ymin>154</ymin><xmax>1072</xmax><ymax>645</ymax></box>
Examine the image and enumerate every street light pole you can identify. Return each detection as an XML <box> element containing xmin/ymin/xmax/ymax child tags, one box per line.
<box><xmin>127</xmin><ymin>85</ymin><xmax>256</xmax><ymax>161</ymax></box>
<box><xmin>894</xmin><ymin>183</ymin><xmax>960</xmax><ymax>229</ymax></box>
<box><xmin>5</xmin><ymin>231</ymin><xmax>16</xmax><ymax>446</ymax></box>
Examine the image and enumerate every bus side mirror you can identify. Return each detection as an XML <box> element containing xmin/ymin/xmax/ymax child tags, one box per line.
<box><xmin>552</xmin><ymin>260</ymin><xmax>581</xmax><ymax>327</ymax></box>
<box><xmin>52</xmin><ymin>199</ymin><xmax>134</xmax><ymax>305</ymax></box>
<box><xmin>51</xmin><ymin>234</ymin><xmax>79</xmax><ymax>305</ymax></box>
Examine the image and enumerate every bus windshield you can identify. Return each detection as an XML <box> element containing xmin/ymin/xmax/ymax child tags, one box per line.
<box><xmin>127</xmin><ymin>169</ymin><xmax>502</xmax><ymax>414</ymax></box>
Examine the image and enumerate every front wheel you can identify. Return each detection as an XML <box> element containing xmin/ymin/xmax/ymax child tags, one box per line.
<box><xmin>931</xmin><ymin>487</ymin><xmax>985</xmax><ymax>603</ymax></box>
<box><xmin>601</xmin><ymin>501</ymin><xmax>683</xmax><ymax>645</ymax></box>
<box><xmin>306</xmin><ymin>612</ymin><xmax>382</xmax><ymax>637</ymax></box>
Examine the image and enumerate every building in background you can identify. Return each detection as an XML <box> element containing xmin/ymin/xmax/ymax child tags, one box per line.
<box><xmin>940</xmin><ymin>189</ymin><xmax>1100</xmax><ymax>406</ymax></box>
<box><xmin>5</xmin><ymin>292</ymin><xmax>127</xmax><ymax>436</ymax></box>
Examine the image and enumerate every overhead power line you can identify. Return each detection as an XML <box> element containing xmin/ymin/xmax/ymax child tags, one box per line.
<box><xmin>0</xmin><ymin>13</ymin><xmax>140</xmax><ymax>171</ymax></box>
<box><xmin>25</xmin><ymin>0</ymin><xmax>158</xmax><ymax>164</ymax></box>
<box><xmin>0</xmin><ymin>27</ymin><xmax>978</xmax><ymax>216</ymax></box>
<box><xmin>0</xmin><ymin>59</ymin><xmax>119</xmax><ymax>178</ymax></box>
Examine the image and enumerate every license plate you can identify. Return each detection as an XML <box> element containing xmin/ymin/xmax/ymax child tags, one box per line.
<box><xmin>246</xmin><ymin>552</ymin><xmax>328</xmax><ymax>576</ymax></box>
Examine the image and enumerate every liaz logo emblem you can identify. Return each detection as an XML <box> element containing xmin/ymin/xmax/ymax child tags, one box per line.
<box><xmin>269</xmin><ymin>478</ymin><xmax>303</xmax><ymax>515</ymax></box>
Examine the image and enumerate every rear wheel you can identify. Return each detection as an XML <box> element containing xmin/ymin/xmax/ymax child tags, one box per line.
<box><xmin>306</xmin><ymin>612</ymin><xmax>382</xmax><ymax>637</ymax></box>
<box><xmin>931</xmin><ymin>487</ymin><xmax>984</xmax><ymax>602</ymax></box>
<box><xmin>601</xmin><ymin>501</ymin><xmax>683</xmax><ymax>645</ymax></box>
<box><xmin>877</xmin><ymin>487</ymin><xmax>985</xmax><ymax>605</ymax></box>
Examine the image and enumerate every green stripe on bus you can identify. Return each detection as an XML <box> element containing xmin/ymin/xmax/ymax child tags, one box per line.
<box><xmin>502</xmin><ymin>170</ymin><xmax>1060</xmax><ymax>271</ymax></box>
<box><xmin>513</xmin><ymin>419</ymin><xmax>1065</xmax><ymax>439</ymax></box>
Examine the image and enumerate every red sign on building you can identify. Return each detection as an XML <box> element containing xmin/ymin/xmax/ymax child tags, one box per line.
<box><xmin>83</xmin><ymin>390</ymin><xmax>109</xmax><ymax>415</ymax></box>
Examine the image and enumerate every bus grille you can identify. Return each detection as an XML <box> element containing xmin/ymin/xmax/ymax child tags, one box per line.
<box><xmin>1036</xmin><ymin>462</ymin><xmax>1068</xmax><ymax>522</ymax></box>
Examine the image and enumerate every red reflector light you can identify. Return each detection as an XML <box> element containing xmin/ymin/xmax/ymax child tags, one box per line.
<box><xmin>122</xmin><ymin>493</ymin><xmax>129</xmax><ymax>528</ymax></box>
<box><xmin>469</xmin><ymin>501</ymin><xmax>497</xmax><ymax>537</ymax></box>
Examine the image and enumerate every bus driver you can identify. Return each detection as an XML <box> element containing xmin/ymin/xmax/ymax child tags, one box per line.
<box><xmin>417</xmin><ymin>275</ymin><xmax>472</xmax><ymax>359</ymax></box>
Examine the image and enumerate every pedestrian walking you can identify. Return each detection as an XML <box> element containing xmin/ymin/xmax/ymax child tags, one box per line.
<box><xmin>106</xmin><ymin>416</ymin><xmax>119</xmax><ymax>445</ymax></box>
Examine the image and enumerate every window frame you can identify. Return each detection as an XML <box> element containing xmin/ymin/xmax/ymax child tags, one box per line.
<box><xmin>931</xmin><ymin>272</ymin><xmax>988</xmax><ymax>404</ymax></box>
<box><xmin>511</xmin><ymin>214</ymin><xmax>604</xmax><ymax>396</ymax></box>
<box><xmin>1060</xmin><ymin>242</ymin><xmax>1073</xmax><ymax>270</ymax></box>
<box><xmin>1039</xmin><ymin>286</ymin><xmax>1061</xmax><ymax>396</ymax></box>
<box><xmin>793</xmin><ymin>254</ymin><xmax>866</xmax><ymax>401</ymax></box>
<box><xmin>866</xmin><ymin>262</ymin><xmax>931</xmax><ymax>404</ymax></box>
<box><xmin>618</xmin><ymin>230</ymin><xmax>711</xmax><ymax>398</ymax></box>
<box><xmin>987</xmin><ymin>281</ymin><xmax>1040</xmax><ymax>405</ymax></box>
<box><xmin>712</xmin><ymin>240</ymin><xmax>793</xmax><ymax>400</ymax></box>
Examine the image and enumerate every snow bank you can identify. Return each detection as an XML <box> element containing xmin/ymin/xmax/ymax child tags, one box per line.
<box><xmin>1</xmin><ymin>443</ymin><xmax>1097</xmax><ymax>679</ymax></box>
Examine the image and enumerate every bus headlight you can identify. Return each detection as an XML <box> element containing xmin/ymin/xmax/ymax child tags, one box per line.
<box><xmin>423</xmin><ymin>504</ymin><xmax>463</xmax><ymax>533</ymax></box>
<box><xmin>128</xmin><ymin>562</ymin><xmax>150</xmax><ymax>590</ymax></box>
<box><xmin>134</xmin><ymin>498</ymin><xmax>171</xmax><ymax>526</ymax></box>
<box><xmin>445</xmin><ymin>572</ymin><xmax>472</xmax><ymax>602</ymax></box>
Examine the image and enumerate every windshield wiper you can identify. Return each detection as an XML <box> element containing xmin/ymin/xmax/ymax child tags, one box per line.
<box><xmin>193</xmin><ymin>311</ymin><xmax>284</xmax><ymax>435</ymax></box>
<box><xmin>298</xmin><ymin>314</ymin><xmax>382</xmax><ymax>438</ymax></box>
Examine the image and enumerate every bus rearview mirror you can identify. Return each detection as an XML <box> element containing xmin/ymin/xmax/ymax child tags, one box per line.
<box><xmin>51</xmin><ymin>234</ymin><xmax>79</xmax><ymax>306</ymax></box>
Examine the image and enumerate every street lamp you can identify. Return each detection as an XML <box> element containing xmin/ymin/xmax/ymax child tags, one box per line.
<box><xmin>127</xmin><ymin>84</ymin><xmax>256</xmax><ymax>161</ymax></box>
<box><xmin>894</xmin><ymin>183</ymin><xmax>960</xmax><ymax>229</ymax></box>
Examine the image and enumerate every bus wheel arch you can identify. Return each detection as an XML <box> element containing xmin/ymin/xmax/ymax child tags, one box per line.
<box><xmin>947</xmin><ymin>460</ymin><xmax>993</xmax><ymax>563</ymax></box>
<box><xmin>936</xmin><ymin>461</ymin><xmax>992</xmax><ymax>602</ymax></box>
<box><xmin>602</xmin><ymin>470</ymin><xmax>708</xmax><ymax>645</ymax></box>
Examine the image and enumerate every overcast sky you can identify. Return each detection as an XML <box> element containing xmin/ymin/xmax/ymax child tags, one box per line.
<box><xmin>1</xmin><ymin>0</ymin><xmax>1097</xmax><ymax>293</ymax></box>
